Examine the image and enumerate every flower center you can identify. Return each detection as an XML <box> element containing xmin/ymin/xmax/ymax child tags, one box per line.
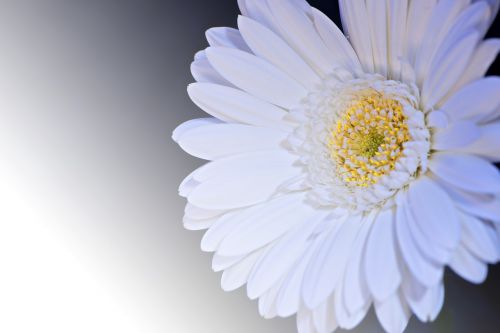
<box><xmin>328</xmin><ymin>89</ymin><xmax>410</xmax><ymax>187</ymax></box>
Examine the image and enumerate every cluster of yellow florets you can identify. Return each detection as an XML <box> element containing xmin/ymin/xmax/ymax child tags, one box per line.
<box><xmin>329</xmin><ymin>89</ymin><xmax>410</xmax><ymax>187</ymax></box>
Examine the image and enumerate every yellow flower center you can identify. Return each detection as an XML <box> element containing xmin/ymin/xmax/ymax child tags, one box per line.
<box><xmin>329</xmin><ymin>89</ymin><xmax>411</xmax><ymax>187</ymax></box>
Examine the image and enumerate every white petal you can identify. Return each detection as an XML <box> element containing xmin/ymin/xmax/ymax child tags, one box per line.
<box><xmin>427</xmin><ymin>110</ymin><xmax>449</xmax><ymax>128</ymax></box>
<box><xmin>386</xmin><ymin>0</ymin><xmax>409</xmax><ymax>79</ymax></box>
<box><xmin>459</xmin><ymin>211</ymin><xmax>499</xmax><ymax>263</ymax></box>
<box><xmin>404</xmin><ymin>198</ymin><xmax>452</xmax><ymax>264</ymax></box>
<box><xmin>440</xmin><ymin>77</ymin><xmax>500</xmax><ymax>122</ymax></box>
<box><xmin>237</xmin><ymin>15</ymin><xmax>320</xmax><ymax>90</ymax></box>
<box><xmin>242</xmin><ymin>0</ymin><xmax>279</xmax><ymax>33</ymax></box>
<box><xmin>422</xmin><ymin>31</ymin><xmax>480</xmax><ymax>109</ymax></box>
<box><xmin>191</xmin><ymin>55</ymin><xmax>233</xmax><ymax>86</ymax></box>
<box><xmin>343</xmin><ymin>213</ymin><xmax>374</xmax><ymax>314</ymax></box>
<box><xmin>365</xmin><ymin>208</ymin><xmax>402</xmax><ymax>302</ymax></box>
<box><xmin>415</xmin><ymin>0</ymin><xmax>470</xmax><ymax>86</ymax></box>
<box><xmin>403</xmin><ymin>277</ymin><xmax>444</xmax><ymax>323</ymax></box>
<box><xmin>276</xmin><ymin>234</ymin><xmax>325</xmax><ymax>317</ymax></box>
<box><xmin>449</xmin><ymin>244</ymin><xmax>488</xmax><ymax>284</ymax></box>
<box><xmin>258</xmin><ymin>278</ymin><xmax>283</xmax><ymax>319</ymax></box>
<box><xmin>297</xmin><ymin>308</ymin><xmax>316</xmax><ymax>333</ymax></box>
<box><xmin>396</xmin><ymin>192</ymin><xmax>444</xmax><ymax>288</ymax></box>
<box><xmin>302</xmin><ymin>214</ymin><xmax>363</xmax><ymax>308</ymax></box>
<box><xmin>458</xmin><ymin>123</ymin><xmax>500</xmax><ymax>161</ymax></box>
<box><xmin>336</xmin><ymin>274</ymin><xmax>370</xmax><ymax>330</ymax></box>
<box><xmin>212</xmin><ymin>253</ymin><xmax>243</xmax><ymax>272</ymax></box>
<box><xmin>433</xmin><ymin>120</ymin><xmax>480</xmax><ymax>151</ymax></box>
<box><xmin>217</xmin><ymin>193</ymin><xmax>315</xmax><ymax>257</ymax></box>
<box><xmin>310</xmin><ymin>8</ymin><xmax>362</xmax><ymax>74</ymax></box>
<box><xmin>176</xmin><ymin>123</ymin><xmax>287</xmax><ymax>160</ymax></box>
<box><xmin>206</xmin><ymin>27</ymin><xmax>250</xmax><ymax>52</ymax></box>
<box><xmin>312</xmin><ymin>297</ymin><xmax>338</xmax><ymax>333</ymax></box>
<box><xmin>405</xmin><ymin>0</ymin><xmax>437</xmax><ymax>65</ymax></box>
<box><xmin>172</xmin><ymin>117</ymin><xmax>221</xmax><ymax>143</ymax></box>
<box><xmin>366</xmin><ymin>0</ymin><xmax>388</xmax><ymax>77</ymax></box>
<box><xmin>188</xmin><ymin>151</ymin><xmax>300</xmax><ymax>210</ymax></box>
<box><xmin>184</xmin><ymin>203</ymin><xmax>224</xmax><ymax>220</ymax></box>
<box><xmin>246</xmin><ymin>212</ymin><xmax>328</xmax><ymax>299</ymax></box>
<box><xmin>374</xmin><ymin>292</ymin><xmax>411</xmax><ymax>333</ymax></box>
<box><xmin>338</xmin><ymin>0</ymin><xmax>374</xmax><ymax>73</ymax></box>
<box><xmin>237</xmin><ymin>0</ymin><xmax>248</xmax><ymax>16</ymax></box>
<box><xmin>221</xmin><ymin>245</ymin><xmax>269</xmax><ymax>291</ymax></box>
<box><xmin>429</xmin><ymin>152</ymin><xmax>500</xmax><ymax>194</ymax></box>
<box><xmin>266</xmin><ymin>1</ymin><xmax>334</xmax><ymax>76</ymax></box>
<box><xmin>187</xmin><ymin>82</ymin><xmax>290</xmax><ymax>130</ymax></box>
<box><xmin>201</xmin><ymin>210</ymin><xmax>242</xmax><ymax>252</ymax></box>
<box><xmin>183</xmin><ymin>216</ymin><xmax>216</xmax><ymax>231</ymax></box>
<box><xmin>437</xmin><ymin>181</ymin><xmax>500</xmax><ymax>223</ymax></box>
<box><xmin>452</xmin><ymin>38</ymin><xmax>500</xmax><ymax>91</ymax></box>
<box><xmin>206</xmin><ymin>47</ymin><xmax>307</xmax><ymax>109</ymax></box>
<box><xmin>407</xmin><ymin>176</ymin><xmax>461</xmax><ymax>250</ymax></box>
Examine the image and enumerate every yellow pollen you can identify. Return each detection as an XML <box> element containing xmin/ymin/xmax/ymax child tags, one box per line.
<box><xmin>328</xmin><ymin>89</ymin><xmax>411</xmax><ymax>187</ymax></box>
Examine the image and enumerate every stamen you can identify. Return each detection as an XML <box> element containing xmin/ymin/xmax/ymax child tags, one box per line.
<box><xmin>328</xmin><ymin>89</ymin><xmax>410</xmax><ymax>187</ymax></box>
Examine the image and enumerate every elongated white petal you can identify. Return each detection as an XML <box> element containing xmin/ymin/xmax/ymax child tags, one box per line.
<box><xmin>374</xmin><ymin>292</ymin><xmax>411</xmax><ymax>333</ymax></box>
<box><xmin>312</xmin><ymin>296</ymin><xmax>337</xmax><ymax>333</ymax></box>
<box><xmin>258</xmin><ymin>278</ymin><xmax>283</xmax><ymax>319</ymax></box>
<box><xmin>217</xmin><ymin>192</ymin><xmax>315</xmax><ymax>257</ymax></box>
<box><xmin>247</xmin><ymin>212</ymin><xmax>328</xmax><ymax>298</ymax></box>
<box><xmin>176</xmin><ymin>123</ymin><xmax>287</xmax><ymax>160</ymax></box>
<box><xmin>429</xmin><ymin>153</ymin><xmax>500</xmax><ymax>194</ymax></box>
<box><xmin>206</xmin><ymin>47</ymin><xmax>307</xmax><ymax>109</ymax></box>
<box><xmin>238</xmin><ymin>15</ymin><xmax>320</xmax><ymax>91</ymax></box>
<box><xmin>407</xmin><ymin>177</ymin><xmax>461</xmax><ymax>250</ymax></box>
<box><xmin>433</xmin><ymin>121</ymin><xmax>480</xmax><ymax>151</ymax></box>
<box><xmin>187</xmin><ymin>82</ymin><xmax>290</xmax><ymax>130</ymax></box>
<box><xmin>221</xmin><ymin>245</ymin><xmax>269</xmax><ymax>291</ymax></box>
<box><xmin>276</xmin><ymin>234</ymin><xmax>325</xmax><ymax>317</ymax></box>
<box><xmin>452</xmin><ymin>38</ymin><xmax>500</xmax><ymax>90</ymax></box>
<box><xmin>172</xmin><ymin>117</ymin><xmax>221</xmax><ymax>143</ymax></box>
<box><xmin>366</xmin><ymin>0</ymin><xmax>388</xmax><ymax>77</ymax></box>
<box><xmin>427</xmin><ymin>110</ymin><xmax>449</xmax><ymax>129</ymax></box>
<box><xmin>403</xmin><ymin>279</ymin><xmax>444</xmax><ymax>323</ymax></box>
<box><xmin>441</xmin><ymin>77</ymin><xmax>500</xmax><ymax>122</ymax></box>
<box><xmin>460</xmin><ymin>211</ymin><xmax>499</xmax><ymax>263</ymax></box>
<box><xmin>303</xmin><ymin>215</ymin><xmax>363</xmax><ymax>308</ymax></box>
<box><xmin>206</xmin><ymin>27</ymin><xmax>250</xmax><ymax>52</ymax></box>
<box><xmin>365</xmin><ymin>208</ymin><xmax>402</xmax><ymax>303</ymax></box>
<box><xmin>458</xmin><ymin>123</ymin><xmax>500</xmax><ymax>162</ymax></box>
<box><xmin>339</xmin><ymin>0</ymin><xmax>374</xmax><ymax>73</ymax></box>
<box><xmin>449</xmin><ymin>244</ymin><xmax>488</xmax><ymax>284</ymax></box>
<box><xmin>266</xmin><ymin>0</ymin><xmax>334</xmax><ymax>76</ymax></box>
<box><xmin>422</xmin><ymin>31</ymin><xmax>480</xmax><ymax>109</ymax></box>
<box><xmin>310</xmin><ymin>8</ymin><xmax>362</xmax><ymax>74</ymax></box>
<box><xmin>343</xmin><ymin>213</ymin><xmax>374</xmax><ymax>314</ymax></box>
<box><xmin>335</xmin><ymin>278</ymin><xmax>369</xmax><ymax>330</ymax></box>
<box><xmin>405</xmin><ymin>0</ymin><xmax>437</xmax><ymax>65</ymax></box>
<box><xmin>191</xmin><ymin>56</ymin><xmax>234</xmax><ymax>86</ymax></box>
<box><xmin>396</xmin><ymin>193</ymin><xmax>444</xmax><ymax>288</ymax></box>
<box><xmin>189</xmin><ymin>151</ymin><xmax>300</xmax><ymax>210</ymax></box>
<box><xmin>297</xmin><ymin>308</ymin><xmax>316</xmax><ymax>333</ymax></box>
<box><xmin>437</xmin><ymin>180</ymin><xmax>500</xmax><ymax>223</ymax></box>
<box><xmin>183</xmin><ymin>216</ymin><xmax>217</xmax><ymax>231</ymax></box>
<box><xmin>415</xmin><ymin>0</ymin><xmax>469</xmax><ymax>86</ymax></box>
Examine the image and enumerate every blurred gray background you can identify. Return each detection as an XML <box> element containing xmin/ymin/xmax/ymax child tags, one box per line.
<box><xmin>0</xmin><ymin>1</ymin><xmax>498</xmax><ymax>332</ymax></box>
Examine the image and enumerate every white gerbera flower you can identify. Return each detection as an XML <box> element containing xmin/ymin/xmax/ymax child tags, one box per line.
<box><xmin>173</xmin><ymin>0</ymin><xmax>500</xmax><ymax>332</ymax></box>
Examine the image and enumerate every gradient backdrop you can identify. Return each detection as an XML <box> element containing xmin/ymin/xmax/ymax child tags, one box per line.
<box><xmin>0</xmin><ymin>1</ymin><xmax>498</xmax><ymax>332</ymax></box>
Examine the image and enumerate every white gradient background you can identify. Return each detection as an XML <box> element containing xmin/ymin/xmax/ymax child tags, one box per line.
<box><xmin>0</xmin><ymin>1</ymin><xmax>498</xmax><ymax>332</ymax></box>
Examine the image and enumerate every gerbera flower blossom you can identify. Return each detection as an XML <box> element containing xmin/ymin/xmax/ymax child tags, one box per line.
<box><xmin>173</xmin><ymin>0</ymin><xmax>500</xmax><ymax>332</ymax></box>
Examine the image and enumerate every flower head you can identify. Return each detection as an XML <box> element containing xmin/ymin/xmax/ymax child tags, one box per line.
<box><xmin>174</xmin><ymin>1</ymin><xmax>500</xmax><ymax>332</ymax></box>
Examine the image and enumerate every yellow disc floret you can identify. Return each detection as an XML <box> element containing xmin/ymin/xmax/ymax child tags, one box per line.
<box><xmin>328</xmin><ymin>89</ymin><xmax>411</xmax><ymax>187</ymax></box>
